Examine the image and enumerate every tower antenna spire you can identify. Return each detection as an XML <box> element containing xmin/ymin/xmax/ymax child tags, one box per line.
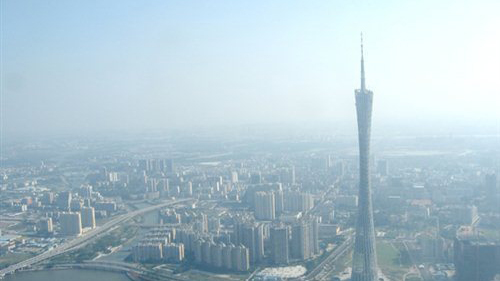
<box><xmin>361</xmin><ymin>33</ymin><xmax>366</xmax><ymax>91</ymax></box>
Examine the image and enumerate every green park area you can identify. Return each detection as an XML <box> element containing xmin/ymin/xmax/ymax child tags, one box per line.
<box><xmin>480</xmin><ymin>228</ymin><xmax>500</xmax><ymax>240</ymax></box>
<box><xmin>330</xmin><ymin>248</ymin><xmax>353</xmax><ymax>276</ymax></box>
<box><xmin>376</xmin><ymin>241</ymin><xmax>410</xmax><ymax>281</ymax></box>
<box><xmin>405</xmin><ymin>274</ymin><xmax>423</xmax><ymax>281</ymax></box>
<box><xmin>322</xmin><ymin>240</ymin><xmax>414</xmax><ymax>280</ymax></box>
<box><xmin>0</xmin><ymin>252</ymin><xmax>34</xmax><ymax>269</ymax></box>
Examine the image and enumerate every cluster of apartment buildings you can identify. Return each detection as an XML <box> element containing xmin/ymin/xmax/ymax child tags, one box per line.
<box><xmin>132</xmin><ymin>228</ymin><xmax>185</xmax><ymax>263</ymax></box>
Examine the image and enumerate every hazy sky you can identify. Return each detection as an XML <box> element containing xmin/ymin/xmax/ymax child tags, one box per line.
<box><xmin>2</xmin><ymin>0</ymin><xmax>500</xmax><ymax>136</ymax></box>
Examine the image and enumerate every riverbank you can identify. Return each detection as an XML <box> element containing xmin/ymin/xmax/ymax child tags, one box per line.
<box><xmin>2</xmin><ymin>268</ymin><xmax>132</xmax><ymax>281</ymax></box>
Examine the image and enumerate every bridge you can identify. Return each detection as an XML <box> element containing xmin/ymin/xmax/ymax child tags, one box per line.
<box><xmin>53</xmin><ymin>261</ymin><xmax>185</xmax><ymax>281</ymax></box>
<box><xmin>0</xmin><ymin>198</ymin><xmax>194</xmax><ymax>279</ymax></box>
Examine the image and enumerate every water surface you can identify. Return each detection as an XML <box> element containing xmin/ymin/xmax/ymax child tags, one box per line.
<box><xmin>3</xmin><ymin>269</ymin><xmax>130</xmax><ymax>281</ymax></box>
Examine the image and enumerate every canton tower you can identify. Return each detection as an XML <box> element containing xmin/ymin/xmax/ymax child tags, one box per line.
<box><xmin>351</xmin><ymin>35</ymin><xmax>378</xmax><ymax>281</ymax></box>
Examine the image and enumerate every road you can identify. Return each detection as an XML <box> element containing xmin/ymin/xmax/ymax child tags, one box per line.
<box><xmin>307</xmin><ymin>178</ymin><xmax>339</xmax><ymax>216</ymax></box>
<box><xmin>0</xmin><ymin>198</ymin><xmax>193</xmax><ymax>278</ymax></box>
<box><xmin>302</xmin><ymin>179</ymin><xmax>350</xmax><ymax>281</ymax></box>
<box><xmin>304</xmin><ymin>232</ymin><xmax>354</xmax><ymax>281</ymax></box>
<box><xmin>402</xmin><ymin>241</ymin><xmax>434</xmax><ymax>281</ymax></box>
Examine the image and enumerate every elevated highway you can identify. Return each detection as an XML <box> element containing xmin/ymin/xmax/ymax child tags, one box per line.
<box><xmin>54</xmin><ymin>261</ymin><xmax>185</xmax><ymax>281</ymax></box>
<box><xmin>304</xmin><ymin>232</ymin><xmax>354</xmax><ymax>281</ymax></box>
<box><xmin>0</xmin><ymin>198</ymin><xmax>193</xmax><ymax>278</ymax></box>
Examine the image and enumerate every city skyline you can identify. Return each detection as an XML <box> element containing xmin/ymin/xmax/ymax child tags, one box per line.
<box><xmin>0</xmin><ymin>2</ymin><xmax>499</xmax><ymax>281</ymax></box>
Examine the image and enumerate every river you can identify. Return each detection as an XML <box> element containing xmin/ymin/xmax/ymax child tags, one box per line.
<box><xmin>3</xmin><ymin>269</ymin><xmax>131</xmax><ymax>281</ymax></box>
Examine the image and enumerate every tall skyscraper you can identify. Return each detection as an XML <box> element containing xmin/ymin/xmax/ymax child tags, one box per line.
<box><xmin>351</xmin><ymin>35</ymin><xmax>379</xmax><ymax>281</ymax></box>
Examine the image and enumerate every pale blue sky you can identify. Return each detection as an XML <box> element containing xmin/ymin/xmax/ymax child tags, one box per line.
<box><xmin>2</xmin><ymin>0</ymin><xmax>499</xmax><ymax>135</ymax></box>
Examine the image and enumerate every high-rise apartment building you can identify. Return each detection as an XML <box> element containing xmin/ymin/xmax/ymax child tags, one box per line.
<box><xmin>254</xmin><ymin>191</ymin><xmax>275</xmax><ymax>220</ymax></box>
<box><xmin>42</xmin><ymin>192</ymin><xmax>54</xmax><ymax>205</ymax></box>
<box><xmin>291</xmin><ymin>222</ymin><xmax>312</xmax><ymax>260</ymax></box>
<box><xmin>38</xmin><ymin>217</ymin><xmax>53</xmax><ymax>234</ymax></box>
<box><xmin>284</xmin><ymin>191</ymin><xmax>314</xmax><ymax>212</ymax></box>
<box><xmin>59</xmin><ymin>212</ymin><xmax>82</xmax><ymax>236</ymax></box>
<box><xmin>231</xmin><ymin>245</ymin><xmax>250</xmax><ymax>271</ymax></box>
<box><xmin>454</xmin><ymin>238</ymin><xmax>500</xmax><ymax>281</ymax></box>
<box><xmin>291</xmin><ymin>217</ymin><xmax>319</xmax><ymax>260</ymax></box>
<box><xmin>81</xmin><ymin>207</ymin><xmax>96</xmax><ymax>229</ymax></box>
<box><xmin>57</xmin><ymin>191</ymin><xmax>72</xmax><ymax>211</ymax></box>
<box><xmin>133</xmin><ymin>243</ymin><xmax>163</xmax><ymax>262</ymax></box>
<box><xmin>270</xmin><ymin>224</ymin><xmax>289</xmax><ymax>265</ymax></box>
<box><xmin>234</xmin><ymin>222</ymin><xmax>265</xmax><ymax>263</ymax></box>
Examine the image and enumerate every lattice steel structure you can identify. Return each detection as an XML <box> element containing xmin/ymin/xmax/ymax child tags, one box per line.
<box><xmin>351</xmin><ymin>35</ymin><xmax>378</xmax><ymax>281</ymax></box>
